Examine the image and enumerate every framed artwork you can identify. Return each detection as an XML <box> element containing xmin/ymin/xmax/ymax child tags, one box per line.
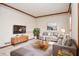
<box><xmin>47</xmin><ymin>23</ymin><xmax>57</xmax><ymax>31</ymax></box>
<box><xmin>13</xmin><ymin>25</ymin><xmax>26</xmax><ymax>34</ymax></box>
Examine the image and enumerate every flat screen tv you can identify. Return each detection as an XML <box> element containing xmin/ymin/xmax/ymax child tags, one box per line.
<box><xmin>13</xmin><ymin>25</ymin><xmax>26</xmax><ymax>34</ymax></box>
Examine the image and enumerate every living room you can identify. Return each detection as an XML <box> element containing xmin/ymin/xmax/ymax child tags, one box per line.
<box><xmin>0</xmin><ymin>3</ymin><xmax>78</xmax><ymax>56</ymax></box>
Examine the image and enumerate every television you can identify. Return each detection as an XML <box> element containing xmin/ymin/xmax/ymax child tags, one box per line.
<box><xmin>13</xmin><ymin>25</ymin><xmax>26</xmax><ymax>34</ymax></box>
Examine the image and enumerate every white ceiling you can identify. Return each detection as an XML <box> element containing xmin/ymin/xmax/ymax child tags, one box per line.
<box><xmin>6</xmin><ymin>3</ymin><xmax>69</xmax><ymax>17</ymax></box>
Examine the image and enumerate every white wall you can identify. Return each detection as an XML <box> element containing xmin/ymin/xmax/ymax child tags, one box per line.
<box><xmin>36</xmin><ymin>14</ymin><xmax>70</xmax><ymax>34</ymax></box>
<box><xmin>71</xmin><ymin>3</ymin><xmax>78</xmax><ymax>45</ymax></box>
<box><xmin>0</xmin><ymin>5</ymin><xmax>36</xmax><ymax>47</ymax></box>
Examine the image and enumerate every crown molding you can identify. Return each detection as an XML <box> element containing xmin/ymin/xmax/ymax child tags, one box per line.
<box><xmin>0</xmin><ymin>3</ymin><xmax>69</xmax><ymax>18</ymax></box>
<box><xmin>68</xmin><ymin>3</ymin><xmax>71</xmax><ymax>14</ymax></box>
<box><xmin>0</xmin><ymin>3</ymin><xmax>37</xmax><ymax>18</ymax></box>
<box><xmin>35</xmin><ymin>11</ymin><xmax>68</xmax><ymax>18</ymax></box>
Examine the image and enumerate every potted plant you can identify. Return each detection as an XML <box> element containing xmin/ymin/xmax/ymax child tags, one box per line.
<box><xmin>33</xmin><ymin>28</ymin><xmax>40</xmax><ymax>39</ymax></box>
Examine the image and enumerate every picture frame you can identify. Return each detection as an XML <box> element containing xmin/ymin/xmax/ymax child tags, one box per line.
<box><xmin>47</xmin><ymin>23</ymin><xmax>57</xmax><ymax>31</ymax></box>
<box><xmin>13</xmin><ymin>25</ymin><xmax>26</xmax><ymax>34</ymax></box>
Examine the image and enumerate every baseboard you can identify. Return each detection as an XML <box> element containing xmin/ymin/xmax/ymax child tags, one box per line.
<box><xmin>0</xmin><ymin>44</ymin><xmax>11</xmax><ymax>49</ymax></box>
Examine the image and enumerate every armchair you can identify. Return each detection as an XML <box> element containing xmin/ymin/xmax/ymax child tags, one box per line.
<box><xmin>52</xmin><ymin>39</ymin><xmax>77</xmax><ymax>56</ymax></box>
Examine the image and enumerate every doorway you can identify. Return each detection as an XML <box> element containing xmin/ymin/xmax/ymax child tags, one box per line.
<box><xmin>77</xmin><ymin>3</ymin><xmax>79</xmax><ymax>56</ymax></box>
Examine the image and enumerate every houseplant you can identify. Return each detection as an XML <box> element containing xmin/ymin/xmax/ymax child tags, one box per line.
<box><xmin>33</xmin><ymin>28</ymin><xmax>40</xmax><ymax>39</ymax></box>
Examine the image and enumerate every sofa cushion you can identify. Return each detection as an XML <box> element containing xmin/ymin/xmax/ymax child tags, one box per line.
<box><xmin>57</xmin><ymin>39</ymin><xmax>62</xmax><ymax>45</ymax></box>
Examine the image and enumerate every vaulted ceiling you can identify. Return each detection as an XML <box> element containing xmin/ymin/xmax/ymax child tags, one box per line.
<box><xmin>5</xmin><ymin>3</ymin><xmax>69</xmax><ymax>17</ymax></box>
